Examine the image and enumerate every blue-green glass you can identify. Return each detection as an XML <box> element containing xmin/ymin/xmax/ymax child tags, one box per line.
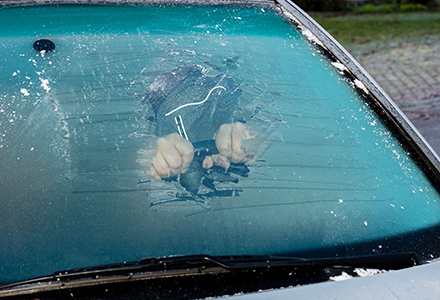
<box><xmin>0</xmin><ymin>5</ymin><xmax>439</xmax><ymax>283</ymax></box>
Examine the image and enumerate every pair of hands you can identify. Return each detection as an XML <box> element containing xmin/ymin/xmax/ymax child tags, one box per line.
<box><xmin>151</xmin><ymin>122</ymin><xmax>255</xmax><ymax>179</ymax></box>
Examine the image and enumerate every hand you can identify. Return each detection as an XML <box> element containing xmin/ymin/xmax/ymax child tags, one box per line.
<box><xmin>203</xmin><ymin>122</ymin><xmax>255</xmax><ymax>169</ymax></box>
<box><xmin>150</xmin><ymin>133</ymin><xmax>194</xmax><ymax>179</ymax></box>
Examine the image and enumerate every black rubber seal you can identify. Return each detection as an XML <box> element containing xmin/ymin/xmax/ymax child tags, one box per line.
<box><xmin>33</xmin><ymin>39</ymin><xmax>55</xmax><ymax>52</ymax></box>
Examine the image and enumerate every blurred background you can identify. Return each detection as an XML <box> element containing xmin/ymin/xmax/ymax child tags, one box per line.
<box><xmin>297</xmin><ymin>0</ymin><xmax>440</xmax><ymax>154</ymax></box>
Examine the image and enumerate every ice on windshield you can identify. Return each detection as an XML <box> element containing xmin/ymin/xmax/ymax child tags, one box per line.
<box><xmin>0</xmin><ymin>5</ymin><xmax>439</xmax><ymax>284</ymax></box>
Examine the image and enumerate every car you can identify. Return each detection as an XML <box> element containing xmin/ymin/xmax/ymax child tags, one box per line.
<box><xmin>1</xmin><ymin>0</ymin><xmax>440</xmax><ymax>299</ymax></box>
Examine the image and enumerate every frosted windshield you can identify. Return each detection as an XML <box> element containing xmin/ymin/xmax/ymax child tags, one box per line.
<box><xmin>0</xmin><ymin>5</ymin><xmax>439</xmax><ymax>284</ymax></box>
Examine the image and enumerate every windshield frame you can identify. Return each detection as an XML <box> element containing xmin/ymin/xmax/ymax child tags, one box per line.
<box><xmin>1</xmin><ymin>0</ymin><xmax>440</xmax><ymax>297</ymax></box>
<box><xmin>275</xmin><ymin>0</ymin><xmax>440</xmax><ymax>188</ymax></box>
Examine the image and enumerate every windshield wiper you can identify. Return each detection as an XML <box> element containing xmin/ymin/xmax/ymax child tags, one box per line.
<box><xmin>0</xmin><ymin>252</ymin><xmax>422</xmax><ymax>295</ymax></box>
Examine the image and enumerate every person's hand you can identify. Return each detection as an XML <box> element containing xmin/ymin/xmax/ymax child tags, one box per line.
<box><xmin>202</xmin><ymin>122</ymin><xmax>255</xmax><ymax>169</ymax></box>
<box><xmin>151</xmin><ymin>123</ymin><xmax>255</xmax><ymax>179</ymax></box>
<box><xmin>150</xmin><ymin>133</ymin><xmax>194</xmax><ymax>179</ymax></box>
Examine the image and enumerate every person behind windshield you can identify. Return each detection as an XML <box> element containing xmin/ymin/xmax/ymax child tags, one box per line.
<box><xmin>141</xmin><ymin>64</ymin><xmax>255</xmax><ymax>180</ymax></box>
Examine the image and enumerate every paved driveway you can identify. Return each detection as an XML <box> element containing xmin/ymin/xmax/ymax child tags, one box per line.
<box><xmin>356</xmin><ymin>38</ymin><xmax>440</xmax><ymax>156</ymax></box>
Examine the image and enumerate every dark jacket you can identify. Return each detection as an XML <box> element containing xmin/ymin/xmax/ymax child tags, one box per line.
<box><xmin>142</xmin><ymin>64</ymin><xmax>242</xmax><ymax>142</ymax></box>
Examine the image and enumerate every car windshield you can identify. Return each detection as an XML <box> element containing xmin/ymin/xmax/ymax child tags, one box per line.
<box><xmin>1</xmin><ymin>3</ymin><xmax>440</xmax><ymax>285</ymax></box>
